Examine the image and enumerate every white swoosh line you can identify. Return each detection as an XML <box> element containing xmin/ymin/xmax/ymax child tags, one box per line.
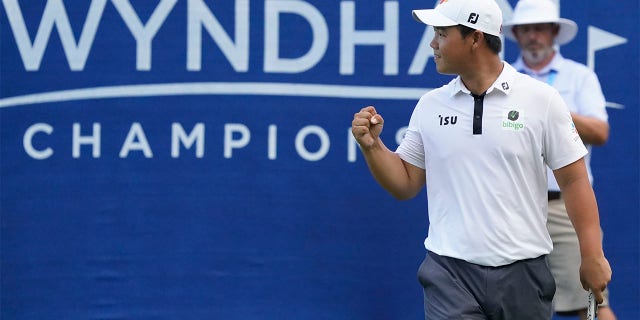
<box><xmin>0</xmin><ymin>82</ymin><xmax>432</xmax><ymax>108</ymax></box>
<box><xmin>605</xmin><ymin>101</ymin><xmax>624</xmax><ymax>109</ymax></box>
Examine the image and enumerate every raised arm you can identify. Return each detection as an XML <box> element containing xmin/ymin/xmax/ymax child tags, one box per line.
<box><xmin>352</xmin><ymin>106</ymin><xmax>425</xmax><ymax>200</ymax></box>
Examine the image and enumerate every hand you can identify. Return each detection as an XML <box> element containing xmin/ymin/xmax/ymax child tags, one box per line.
<box><xmin>352</xmin><ymin>106</ymin><xmax>384</xmax><ymax>149</ymax></box>
<box><xmin>580</xmin><ymin>255</ymin><xmax>612</xmax><ymax>304</ymax></box>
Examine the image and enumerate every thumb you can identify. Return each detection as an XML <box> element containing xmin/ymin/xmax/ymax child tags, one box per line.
<box><xmin>370</xmin><ymin>114</ymin><xmax>384</xmax><ymax>126</ymax></box>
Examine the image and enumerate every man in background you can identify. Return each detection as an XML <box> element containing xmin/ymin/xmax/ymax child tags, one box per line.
<box><xmin>503</xmin><ymin>0</ymin><xmax>616</xmax><ymax>319</ymax></box>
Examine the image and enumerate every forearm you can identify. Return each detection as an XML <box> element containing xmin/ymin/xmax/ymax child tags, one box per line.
<box><xmin>560</xmin><ymin>176</ymin><xmax>604</xmax><ymax>259</ymax></box>
<box><xmin>360</xmin><ymin>138</ymin><xmax>423</xmax><ymax>200</ymax></box>
<box><xmin>554</xmin><ymin>158</ymin><xmax>611</xmax><ymax>300</ymax></box>
<box><xmin>571</xmin><ymin>112</ymin><xmax>609</xmax><ymax>145</ymax></box>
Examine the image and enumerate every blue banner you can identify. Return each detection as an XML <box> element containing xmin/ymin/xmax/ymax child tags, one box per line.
<box><xmin>1</xmin><ymin>1</ymin><xmax>637</xmax><ymax>319</ymax></box>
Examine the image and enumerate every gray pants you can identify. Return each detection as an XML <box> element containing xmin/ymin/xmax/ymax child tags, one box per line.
<box><xmin>417</xmin><ymin>251</ymin><xmax>555</xmax><ymax>320</ymax></box>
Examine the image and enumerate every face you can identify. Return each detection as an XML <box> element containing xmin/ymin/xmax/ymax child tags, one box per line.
<box><xmin>512</xmin><ymin>23</ymin><xmax>559</xmax><ymax>66</ymax></box>
<box><xmin>430</xmin><ymin>26</ymin><xmax>472</xmax><ymax>75</ymax></box>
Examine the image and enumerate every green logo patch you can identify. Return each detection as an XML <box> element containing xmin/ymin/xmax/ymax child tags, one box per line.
<box><xmin>502</xmin><ymin>110</ymin><xmax>525</xmax><ymax>131</ymax></box>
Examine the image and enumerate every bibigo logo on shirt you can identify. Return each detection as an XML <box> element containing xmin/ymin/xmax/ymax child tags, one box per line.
<box><xmin>502</xmin><ymin>110</ymin><xmax>525</xmax><ymax>131</ymax></box>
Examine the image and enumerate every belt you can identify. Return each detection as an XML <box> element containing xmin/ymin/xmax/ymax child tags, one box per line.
<box><xmin>548</xmin><ymin>191</ymin><xmax>562</xmax><ymax>201</ymax></box>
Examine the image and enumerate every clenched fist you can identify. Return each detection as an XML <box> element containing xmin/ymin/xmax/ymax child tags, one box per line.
<box><xmin>352</xmin><ymin>106</ymin><xmax>384</xmax><ymax>149</ymax></box>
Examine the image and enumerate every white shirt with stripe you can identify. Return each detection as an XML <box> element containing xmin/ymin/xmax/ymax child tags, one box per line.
<box><xmin>396</xmin><ymin>62</ymin><xmax>587</xmax><ymax>266</ymax></box>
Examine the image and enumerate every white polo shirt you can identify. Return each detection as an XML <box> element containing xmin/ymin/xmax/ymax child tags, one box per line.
<box><xmin>396</xmin><ymin>62</ymin><xmax>587</xmax><ymax>266</ymax></box>
<box><xmin>513</xmin><ymin>53</ymin><xmax>608</xmax><ymax>191</ymax></box>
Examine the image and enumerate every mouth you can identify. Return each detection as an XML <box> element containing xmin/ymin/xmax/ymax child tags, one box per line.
<box><xmin>525</xmin><ymin>42</ymin><xmax>542</xmax><ymax>50</ymax></box>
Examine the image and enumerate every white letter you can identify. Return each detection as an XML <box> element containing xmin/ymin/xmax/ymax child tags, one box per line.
<box><xmin>111</xmin><ymin>0</ymin><xmax>177</xmax><ymax>71</ymax></box>
<box><xmin>2</xmin><ymin>0</ymin><xmax>107</xmax><ymax>70</ymax></box>
<box><xmin>340</xmin><ymin>1</ymin><xmax>398</xmax><ymax>75</ymax></box>
<box><xmin>268</xmin><ymin>124</ymin><xmax>277</xmax><ymax>160</ymax></box>
<box><xmin>119</xmin><ymin>122</ymin><xmax>153</xmax><ymax>158</ymax></box>
<box><xmin>395</xmin><ymin>126</ymin><xmax>407</xmax><ymax>145</ymax></box>
<box><xmin>224</xmin><ymin>123</ymin><xmax>250</xmax><ymax>158</ymax></box>
<box><xmin>73</xmin><ymin>123</ymin><xmax>101</xmax><ymax>158</ymax></box>
<box><xmin>23</xmin><ymin>123</ymin><xmax>53</xmax><ymax>159</ymax></box>
<box><xmin>295</xmin><ymin>125</ymin><xmax>329</xmax><ymax>161</ymax></box>
<box><xmin>172</xmin><ymin>123</ymin><xmax>204</xmax><ymax>158</ymax></box>
<box><xmin>408</xmin><ymin>27</ymin><xmax>434</xmax><ymax>75</ymax></box>
<box><xmin>347</xmin><ymin>127</ymin><xmax>357</xmax><ymax>163</ymax></box>
<box><xmin>187</xmin><ymin>0</ymin><xmax>249</xmax><ymax>71</ymax></box>
<box><xmin>264</xmin><ymin>0</ymin><xmax>328</xmax><ymax>73</ymax></box>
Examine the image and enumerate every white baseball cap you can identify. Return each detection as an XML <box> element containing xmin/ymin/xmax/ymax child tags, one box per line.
<box><xmin>412</xmin><ymin>0</ymin><xmax>503</xmax><ymax>37</ymax></box>
<box><xmin>503</xmin><ymin>0</ymin><xmax>578</xmax><ymax>45</ymax></box>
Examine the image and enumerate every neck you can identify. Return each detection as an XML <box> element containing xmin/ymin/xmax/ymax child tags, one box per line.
<box><xmin>460</xmin><ymin>55</ymin><xmax>504</xmax><ymax>96</ymax></box>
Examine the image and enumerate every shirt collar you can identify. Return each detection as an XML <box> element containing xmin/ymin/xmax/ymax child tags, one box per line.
<box><xmin>450</xmin><ymin>62</ymin><xmax>517</xmax><ymax>97</ymax></box>
<box><xmin>513</xmin><ymin>51</ymin><xmax>565</xmax><ymax>76</ymax></box>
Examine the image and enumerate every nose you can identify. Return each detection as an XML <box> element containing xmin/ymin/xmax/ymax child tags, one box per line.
<box><xmin>430</xmin><ymin>35</ymin><xmax>438</xmax><ymax>49</ymax></box>
<box><xmin>523</xmin><ymin>30</ymin><xmax>539</xmax><ymax>41</ymax></box>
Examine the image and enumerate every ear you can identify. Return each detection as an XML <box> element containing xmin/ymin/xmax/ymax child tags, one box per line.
<box><xmin>511</xmin><ymin>26</ymin><xmax>520</xmax><ymax>40</ymax></box>
<box><xmin>471</xmin><ymin>30</ymin><xmax>484</xmax><ymax>48</ymax></box>
<box><xmin>552</xmin><ymin>24</ymin><xmax>560</xmax><ymax>37</ymax></box>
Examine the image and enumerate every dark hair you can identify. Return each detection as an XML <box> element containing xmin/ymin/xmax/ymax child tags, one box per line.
<box><xmin>457</xmin><ymin>25</ymin><xmax>502</xmax><ymax>54</ymax></box>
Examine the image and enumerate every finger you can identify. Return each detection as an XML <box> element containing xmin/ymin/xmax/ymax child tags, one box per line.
<box><xmin>593</xmin><ymin>289</ymin><xmax>605</xmax><ymax>305</ymax></box>
<box><xmin>362</xmin><ymin>105</ymin><xmax>377</xmax><ymax>115</ymax></box>
<box><xmin>351</xmin><ymin>127</ymin><xmax>374</xmax><ymax>146</ymax></box>
<box><xmin>351</xmin><ymin>125</ymin><xmax>369</xmax><ymax>137</ymax></box>
<box><xmin>352</xmin><ymin>117</ymin><xmax>372</xmax><ymax>128</ymax></box>
<box><xmin>370</xmin><ymin>114</ymin><xmax>384</xmax><ymax>125</ymax></box>
<box><xmin>353</xmin><ymin>111</ymin><xmax>370</xmax><ymax>123</ymax></box>
<box><xmin>358</xmin><ymin>106</ymin><xmax>377</xmax><ymax>122</ymax></box>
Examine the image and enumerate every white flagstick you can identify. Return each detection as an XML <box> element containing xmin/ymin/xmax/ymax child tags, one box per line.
<box><xmin>587</xmin><ymin>290</ymin><xmax>598</xmax><ymax>320</ymax></box>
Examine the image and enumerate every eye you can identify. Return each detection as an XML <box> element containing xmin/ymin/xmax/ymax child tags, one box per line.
<box><xmin>433</xmin><ymin>28</ymin><xmax>445</xmax><ymax>37</ymax></box>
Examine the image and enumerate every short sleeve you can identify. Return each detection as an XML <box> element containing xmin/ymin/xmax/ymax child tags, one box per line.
<box><xmin>396</xmin><ymin>101</ymin><xmax>426</xmax><ymax>169</ymax></box>
<box><xmin>544</xmin><ymin>90</ymin><xmax>588</xmax><ymax>170</ymax></box>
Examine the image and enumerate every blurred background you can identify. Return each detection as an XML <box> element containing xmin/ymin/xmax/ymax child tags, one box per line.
<box><xmin>1</xmin><ymin>0</ymin><xmax>637</xmax><ymax>319</ymax></box>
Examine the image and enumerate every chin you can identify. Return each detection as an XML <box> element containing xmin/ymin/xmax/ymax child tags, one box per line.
<box><xmin>434</xmin><ymin>64</ymin><xmax>446</xmax><ymax>73</ymax></box>
<box><xmin>436</xmin><ymin>65</ymin><xmax>454</xmax><ymax>75</ymax></box>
